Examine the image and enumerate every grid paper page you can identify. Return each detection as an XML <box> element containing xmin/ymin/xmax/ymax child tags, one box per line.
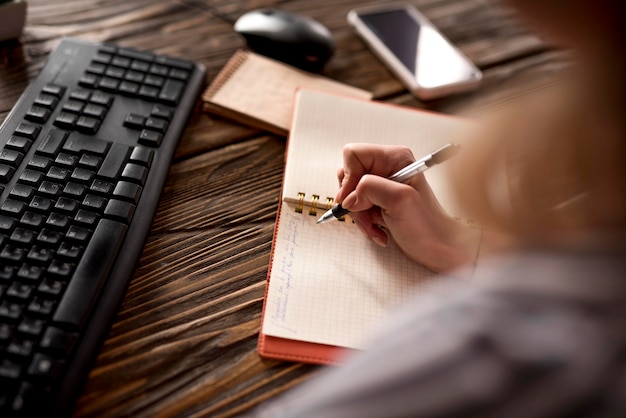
<box><xmin>263</xmin><ymin>201</ymin><xmax>444</xmax><ymax>349</ymax></box>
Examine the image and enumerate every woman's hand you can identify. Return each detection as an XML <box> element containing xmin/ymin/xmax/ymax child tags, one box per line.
<box><xmin>336</xmin><ymin>143</ymin><xmax>481</xmax><ymax>273</ymax></box>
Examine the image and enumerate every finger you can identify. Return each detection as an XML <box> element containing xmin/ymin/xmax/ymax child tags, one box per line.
<box><xmin>344</xmin><ymin>174</ymin><xmax>419</xmax><ymax>216</ymax></box>
<box><xmin>350</xmin><ymin>210</ymin><xmax>389</xmax><ymax>247</ymax></box>
<box><xmin>336</xmin><ymin>144</ymin><xmax>415</xmax><ymax>203</ymax></box>
<box><xmin>337</xmin><ymin>167</ymin><xmax>345</xmax><ymax>188</ymax></box>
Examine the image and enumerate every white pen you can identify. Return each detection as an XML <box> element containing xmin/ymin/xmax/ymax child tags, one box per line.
<box><xmin>316</xmin><ymin>143</ymin><xmax>461</xmax><ymax>224</ymax></box>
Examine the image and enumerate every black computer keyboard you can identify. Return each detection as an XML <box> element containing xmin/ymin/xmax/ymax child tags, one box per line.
<box><xmin>0</xmin><ymin>37</ymin><xmax>206</xmax><ymax>416</ymax></box>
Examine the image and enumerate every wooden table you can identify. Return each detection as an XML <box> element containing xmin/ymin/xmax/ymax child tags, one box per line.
<box><xmin>0</xmin><ymin>0</ymin><xmax>570</xmax><ymax>416</ymax></box>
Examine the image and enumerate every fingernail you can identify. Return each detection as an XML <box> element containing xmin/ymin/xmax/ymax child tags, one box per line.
<box><xmin>371</xmin><ymin>235</ymin><xmax>387</xmax><ymax>248</ymax></box>
<box><xmin>342</xmin><ymin>194</ymin><xmax>356</xmax><ymax>209</ymax></box>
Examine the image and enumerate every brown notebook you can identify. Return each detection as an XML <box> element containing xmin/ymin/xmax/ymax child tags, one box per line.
<box><xmin>257</xmin><ymin>90</ymin><xmax>476</xmax><ymax>365</ymax></box>
<box><xmin>202</xmin><ymin>50</ymin><xmax>373</xmax><ymax>136</ymax></box>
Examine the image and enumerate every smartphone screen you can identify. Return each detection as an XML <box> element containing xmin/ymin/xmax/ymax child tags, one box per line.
<box><xmin>358</xmin><ymin>9</ymin><xmax>479</xmax><ymax>89</ymax></box>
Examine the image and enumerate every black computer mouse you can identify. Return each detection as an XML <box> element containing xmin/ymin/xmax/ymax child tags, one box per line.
<box><xmin>234</xmin><ymin>9</ymin><xmax>335</xmax><ymax>72</ymax></box>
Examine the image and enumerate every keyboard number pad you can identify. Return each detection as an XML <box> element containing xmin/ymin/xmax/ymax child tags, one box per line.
<box><xmin>80</xmin><ymin>45</ymin><xmax>191</xmax><ymax>107</ymax></box>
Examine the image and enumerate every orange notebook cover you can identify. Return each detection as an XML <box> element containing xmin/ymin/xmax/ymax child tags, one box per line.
<box><xmin>202</xmin><ymin>50</ymin><xmax>372</xmax><ymax>136</ymax></box>
<box><xmin>257</xmin><ymin>90</ymin><xmax>475</xmax><ymax>365</ymax></box>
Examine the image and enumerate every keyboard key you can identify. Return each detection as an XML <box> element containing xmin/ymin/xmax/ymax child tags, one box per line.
<box><xmin>74</xmin><ymin>210</ymin><xmax>98</xmax><ymax>226</ymax></box>
<box><xmin>121</xmin><ymin>163</ymin><xmax>148</xmax><ymax>185</ymax></box>
<box><xmin>33</xmin><ymin>93</ymin><xmax>59</xmax><ymax>109</ymax></box>
<box><xmin>78</xmin><ymin>154</ymin><xmax>103</xmax><ymax>169</ymax></box>
<box><xmin>0</xmin><ymin>164</ymin><xmax>15</xmax><ymax>182</ymax></box>
<box><xmin>159</xmin><ymin>79</ymin><xmax>184</xmax><ymax>105</ymax></box>
<box><xmin>6</xmin><ymin>136</ymin><xmax>33</xmax><ymax>152</ymax></box>
<box><xmin>45</xmin><ymin>213</ymin><xmax>70</xmax><ymax>230</ymax></box>
<box><xmin>14</xmin><ymin>123</ymin><xmax>42</xmax><ymax>140</ymax></box>
<box><xmin>73</xmin><ymin>118</ymin><xmax>98</xmax><ymax>139</ymax></box>
<box><xmin>1</xmin><ymin>199</ymin><xmax>26</xmax><ymax>216</ymax></box>
<box><xmin>36</xmin><ymin>229</ymin><xmax>61</xmax><ymax>246</ymax></box>
<box><xmin>82</xmin><ymin>194</ymin><xmax>107</xmax><ymax>211</ymax></box>
<box><xmin>55</xmin><ymin>152</ymin><xmax>80</xmax><ymax>168</ymax></box>
<box><xmin>19</xmin><ymin>169</ymin><xmax>45</xmax><ymax>185</ymax></box>
<box><xmin>156</xmin><ymin>55</ymin><xmax>194</xmax><ymax>70</ymax></box>
<box><xmin>6</xmin><ymin>282</ymin><xmax>33</xmax><ymax>301</ymax></box>
<box><xmin>10</xmin><ymin>228</ymin><xmax>35</xmax><ymax>245</ymax></box>
<box><xmin>82</xmin><ymin>103</ymin><xmax>108</xmax><ymax>119</ymax></box>
<box><xmin>148</xmin><ymin>63</ymin><xmax>169</xmax><ymax>76</ymax></box>
<box><xmin>138</xmin><ymin>85</ymin><xmax>159</xmax><ymax>100</ymax></box>
<box><xmin>28</xmin><ymin>197</ymin><xmax>52</xmax><ymax>213</ymax></box>
<box><xmin>0</xmin><ymin>215</ymin><xmax>17</xmax><ymax>232</ymax></box>
<box><xmin>40</xmin><ymin>327</ymin><xmax>78</xmax><ymax>357</ymax></box>
<box><xmin>113</xmin><ymin>181</ymin><xmax>142</xmax><ymax>203</ymax></box>
<box><xmin>123</xmin><ymin>113</ymin><xmax>146</xmax><ymax>129</ymax></box>
<box><xmin>145</xmin><ymin>117</ymin><xmax>168</xmax><ymax>132</ymax></box>
<box><xmin>144</xmin><ymin>74</ymin><xmax>164</xmax><ymax>87</ymax></box>
<box><xmin>0</xmin><ymin>149</ymin><xmax>25</xmax><ymax>167</ymax></box>
<box><xmin>57</xmin><ymin>242</ymin><xmax>83</xmax><ymax>259</ymax></box>
<box><xmin>70</xmin><ymin>167</ymin><xmax>95</xmax><ymax>183</ymax></box>
<box><xmin>7</xmin><ymin>339</ymin><xmax>34</xmax><ymax>358</ymax></box>
<box><xmin>61</xmin><ymin>100</ymin><xmax>85</xmax><ymax>114</ymax></box>
<box><xmin>27</xmin><ymin>156</ymin><xmax>53</xmax><ymax>171</ymax></box>
<box><xmin>38</xmin><ymin>181</ymin><xmax>63</xmax><ymax>197</ymax></box>
<box><xmin>17</xmin><ymin>263</ymin><xmax>44</xmax><ymax>281</ymax></box>
<box><xmin>65</xmin><ymin>226</ymin><xmax>91</xmax><ymax>242</ymax></box>
<box><xmin>98</xmin><ymin>143</ymin><xmax>130</xmax><ymax>178</ymax></box>
<box><xmin>0</xmin><ymin>301</ymin><xmax>22</xmax><ymax>321</ymax></box>
<box><xmin>27</xmin><ymin>246</ymin><xmax>53</xmax><ymax>263</ymax></box>
<box><xmin>41</xmin><ymin>84</ymin><xmax>66</xmax><ymax>97</ymax></box>
<box><xmin>169</xmin><ymin>68</ymin><xmax>190</xmax><ymax>80</ymax></box>
<box><xmin>24</xmin><ymin>106</ymin><xmax>51</xmax><ymax>123</ymax></box>
<box><xmin>130</xmin><ymin>147</ymin><xmax>154</xmax><ymax>168</ymax></box>
<box><xmin>105</xmin><ymin>66</ymin><xmax>125</xmax><ymax>78</ymax></box>
<box><xmin>46</xmin><ymin>260</ymin><xmax>74</xmax><ymax>279</ymax></box>
<box><xmin>78</xmin><ymin>73</ymin><xmax>99</xmax><ymax>88</ymax></box>
<box><xmin>69</xmin><ymin>89</ymin><xmax>91</xmax><ymax>101</ymax></box>
<box><xmin>52</xmin><ymin>219</ymin><xmax>127</xmax><ymax>330</ymax></box>
<box><xmin>63</xmin><ymin>134</ymin><xmax>110</xmax><ymax>155</ymax></box>
<box><xmin>54</xmin><ymin>112</ymin><xmax>79</xmax><ymax>129</ymax></box>
<box><xmin>9</xmin><ymin>184</ymin><xmax>36</xmax><ymax>201</ymax></box>
<box><xmin>37</xmin><ymin>278</ymin><xmax>65</xmax><ymax>297</ymax></box>
<box><xmin>62</xmin><ymin>182</ymin><xmax>86</xmax><ymax>198</ymax></box>
<box><xmin>54</xmin><ymin>197</ymin><xmax>79</xmax><ymax>214</ymax></box>
<box><xmin>118</xmin><ymin>48</ymin><xmax>154</xmax><ymax>62</ymax></box>
<box><xmin>118</xmin><ymin>81</ymin><xmax>140</xmax><ymax>96</ymax></box>
<box><xmin>90</xmin><ymin>92</ymin><xmax>114</xmax><ymax>108</ymax></box>
<box><xmin>138</xmin><ymin>129</ymin><xmax>162</xmax><ymax>147</ymax></box>
<box><xmin>27</xmin><ymin>298</ymin><xmax>56</xmax><ymax>317</ymax></box>
<box><xmin>104</xmin><ymin>199</ymin><xmax>136</xmax><ymax>223</ymax></box>
<box><xmin>46</xmin><ymin>166</ymin><xmax>72</xmax><ymax>182</ymax></box>
<box><xmin>90</xmin><ymin>179</ymin><xmax>114</xmax><ymax>194</ymax></box>
<box><xmin>27</xmin><ymin>353</ymin><xmax>64</xmax><ymax>384</ymax></box>
<box><xmin>98</xmin><ymin>77</ymin><xmax>120</xmax><ymax>92</ymax></box>
<box><xmin>111</xmin><ymin>56</ymin><xmax>131</xmax><ymax>68</ymax></box>
<box><xmin>37</xmin><ymin>129</ymin><xmax>68</xmax><ymax>156</ymax></box>
<box><xmin>20</xmin><ymin>212</ymin><xmax>44</xmax><ymax>228</ymax></box>
<box><xmin>151</xmin><ymin>104</ymin><xmax>173</xmax><ymax>120</ymax></box>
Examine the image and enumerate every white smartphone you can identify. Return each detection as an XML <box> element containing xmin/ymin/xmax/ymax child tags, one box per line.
<box><xmin>348</xmin><ymin>2</ymin><xmax>482</xmax><ymax>100</ymax></box>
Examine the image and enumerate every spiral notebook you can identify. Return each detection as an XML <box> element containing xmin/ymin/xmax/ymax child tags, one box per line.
<box><xmin>202</xmin><ymin>50</ymin><xmax>372</xmax><ymax>136</ymax></box>
<box><xmin>257</xmin><ymin>90</ymin><xmax>476</xmax><ymax>365</ymax></box>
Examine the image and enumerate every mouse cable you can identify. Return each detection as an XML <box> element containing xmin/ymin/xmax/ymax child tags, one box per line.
<box><xmin>174</xmin><ymin>0</ymin><xmax>297</xmax><ymax>25</ymax></box>
<box><xmin>173</xmin><ymin>0</ymin><xmax>239</xmax><ymax>25</ymax></box>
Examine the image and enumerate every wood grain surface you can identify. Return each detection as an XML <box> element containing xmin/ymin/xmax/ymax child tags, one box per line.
<box><xmin>0</xmin><ymin>0</ymin><xmax>570</xmax><ymax>416</ymax></box>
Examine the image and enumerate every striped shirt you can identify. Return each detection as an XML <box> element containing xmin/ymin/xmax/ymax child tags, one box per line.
<box><xmin>251</xmin><ymin>249</ymin><xmax>626</xmax><ymax>418</ymax></box>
